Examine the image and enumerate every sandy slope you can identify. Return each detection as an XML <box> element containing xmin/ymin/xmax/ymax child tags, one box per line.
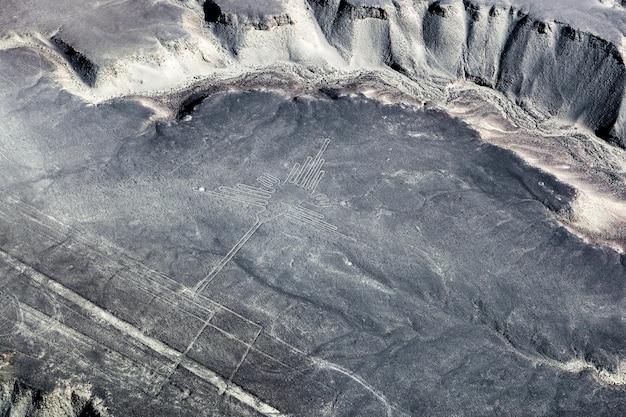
<box><xmin>0</xmin><ymin>0</ymin><xmax>626</xmax><ymax>250</ymax></box>
<box><xmin>1</xmin><ymin>2</ymin><xmax>626</xmax><ymax>252</ymax></box>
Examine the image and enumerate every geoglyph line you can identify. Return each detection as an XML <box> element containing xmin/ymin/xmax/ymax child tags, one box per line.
<box><xmin>225</xmin><ymin>326</ymin><xmax>264</xmax><ymax>393</ymax></box>
<box><xmin>313</xmin><ymin>358</ymin><xmax>408</xmax><ymax>417</ymax></box>
<box><xmin>194</xmin><ymin>219</ymin><xmax>263</xmax><ymax>294</ymax></box>
<box><xmin>291</xmin><ymin>205</ymin><xmax>324</xmax><ymax>219</ymax></box>
<box><xmin>0</xmin><ymin>192</ymin><xmax>346</xmax><ymax>406</ymax></box>
<box><xmin>198</xmin><ymin>139</ymin><xmax>354</xmax><ymax>293</ymax></box>
<box><xmin>206</xmin><ymin>191</ymin><xmax>267</xmax><ymax>208</ymax></box>
<box><xmin>309</xmin><ymin>171</ymin><xmax>326</xmax><ymax>196</ymax></box>
<box><xmin>46</xmin><ymin>283</ymin><xmax>174</xmax><ymax>387</ymax></box>
<box><xmin>155</xmin><ymin>312</ymin><xmax>216</xmax><ymax>396</ymax></box>
<box><xmin>286</xmin><ymin>164</ymin><xmax>301</xmax><ymax>184</ymax></box>
<box><xmin>294</xmin><ymin>156</ymin><xmax>313</xmax><ymax>185</ymax></box>
<box><xmin>0</xmin><ymin>193</ymin><xmax>310</xmax><ymax>400</ymax></box>
<box><xmin>14</xmin><ymin>300</ymin><xmax>167</xmax><ymax>396</ymax></box>
<box><xmin>0</xmin><ymin>248</ymin><xmax>286</xmax><ymax>416</ymax></box>
<box><xmin>285</xmin><ymin>205</ymin><xmax>355</xmax><ymax>241</ymax></box>
<box><xmin>234</xmin><ymin>184</ymin><xmax>272</xmax><ymax>198</ymax></box>
<box><xmin>295</xmin><ymin>138</ymin><xmax>329</xmax><ymax>192</ymax></box>
<box><xmin>0</xmin><ymin>193</ymin><xmax>260</xmax><ymax>331</ymax></box>
<box><xmin>0</xmin><ymin>291</ymin><xmax>21</xmax><ymax>338</ymax></box>
<box><xmin>0</xmin><ymin>194</ymin><xmax>265</xmax><ymax>356</ymax></box>
<box><xmin>257</xmin><ymin>173</ymin><xmax>280</xmax><ymax>189</ymax></box>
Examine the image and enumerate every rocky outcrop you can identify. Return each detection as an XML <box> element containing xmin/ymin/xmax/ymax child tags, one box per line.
<box><xmin>42</xmin><ymin>0</ymin><xmax>626</xmax><ymax>146</ymax></box>
<box><xmin>51</xmin><ymin>35</ymin><xmax>99</xmax><ymax>87</ymax></box>
<box><xmin>340</xmin><ymin>2</ymin><xmax>387</xmax><ymax>20</ymax></box>
<box><xmin>308</xmin><ymin>0</ymin><xmax>388</xmax><ymax>21</ymax></box>
<box><xmin>0</xmin><ymin>379</ymin><xmax>108</xmax><ymax>417</ymax></box>
<box><xmin>301</xmin><ymin>0</ymin><xmax>626</xmax><ymax>145</ymax></box>
<box><xmin>203</xmin><ymin>0</ymin><xmax>294</xmax><ymax>30</ymax></box>
<box><xmin>201</xmin><ymin>0</ymin><xmax>300</xmax><ymax>62</ymax></box>
<box><xmin>306</xmin><ymin>0</ymin><xmax>392</xmax><ymax>64</ymax></box>
<box><xmin>420</xmin><ymin>1</ymin><xmax>626</xmax><ymax>142</ymax></box>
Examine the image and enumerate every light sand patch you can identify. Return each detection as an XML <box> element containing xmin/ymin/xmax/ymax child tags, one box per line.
<box><xmin>446</xmin><ymin>82</ymin><xmax>626</xmax><ymax>253</ymax></box>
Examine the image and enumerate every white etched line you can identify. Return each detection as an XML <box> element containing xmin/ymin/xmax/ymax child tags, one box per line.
<box><xmin>263</xmin><ymin>173</ymin><xmax>280</xmax><ymax>183</ymax></box>
<box><xmin>290</xmin><ymin>138</ymin><xmax>329</xmax><ymax>189</ymax></box>
<box><xmin>284</xmin><ymin>209</ymin><xmax>334</xmax><ymax>229</ymax></box>
<box><xmin>220</xmin><ymin>196</ymin><xmax>267</xmax><ymax>208</ymax></box>
<box><xmin>218</xmin><ymin>195</ymin><xmax>267</xmax><ymax>206</ymax></box>
<box><xmin>109</xmin><ymin>274</ymin><xmax>208</xmax><ymax>324</ymax></box>
<box><xmin>301</xmin><ymin>158</ymin><xmax>321</xmax><ymax>190</ymax></box>
<box><xmin>294</xmin><ymin>156</ymin><xmax>312</xmax><ymax>185</ymax></box>
<box><xmin>315</xmin><ymin>138</ymin><xmax>330</xmax><ymax>161</ymax></box>
<box><xmin>205</xmin><ymin>191</ymin><xmax>267</xmax><ymax>208</ymax></box>
<box><xmin>0</xmin><ymin>196</ymin><xmax>71</xmax><ymax>239</ymax></box>
<box><xmin>212</xmin><ymin>188</ymin><xmax>269</xmax><ymax>204</ymax></box>
<box><xmin>288</xmin><ymin>213</ymin><xmax>337</xmax><ymax>232</ymax></box>
<box><xmin>234</xmin><ymin>184</ymin><xmax>272</xmax><ymax>199</ymax></box>
<box><xmin>287</xmin><ymin>163</ymin><xmax>301</xmax><ymax>183</ymax></box>
<box><xmin>303</xmin><ymin>158</ymin><xmax>324</xmax><ymax>190</ymax></box>
<box><xmin>289</xmin><ymin>205</ymin><xmax>325</xmax><ymax>219</ymax></box>
<box><xmin>257</xmin><ymin>177</ymin><xmax>274</xmax><ymax>188</ymax></box>
<box><xmin>257</xmin><ymin>173</ymin><xmax>279</xmax><ymax>189</ymax></box>
<box><xmin>48</xmin><ymin>285</ymin><xmax>173</xmax><ymax>379</ymax></box>
<box><xmin>223</xmin><ymin>190</ymin><xmax>270</xmax><ymax>204</ymax></box>
<box><xmin>207</xmin><ymin>188</ymin><xmax>261</xmax><ymax>201</ymax></box>
<box><xmin>0</xmin><ymin>193</ymin><xmax>259</xmax><ymax>332</ymax></box>
<box><xmin>309</xmin><ymin>171</ymin><xmax>325</xmax><ymax>195</ymax></box>
<box><xmin>299</xmin><ymin>156</ymin><xmax>318</xmax><ymax>188</ymax></box>
<box><xmin>287</xmin><ymin>213</ymin><xmax>355</xmax><ymax>241</ymax></box>
<box><xmin>155</xmin><ymin>312</ymin><xmax>216</xmax><ymax>396</ymax></box>
<box><xmin>0</xmin><ymin>291</ymin><xmax>21</xmax><ymax>337</ymax></box>
<box><xmin>314</xmin><ymin>358</ymin><xmax>402</xmax><ymax>417</ymax></box>
<box><xmin>15</xmin><ymin>301</ymin><xmax>166</xmax><ymax>395</ymax></box>
<box><xmin>194</xmin><ymin>219</ymin><xmax>263</xmax><ymax>294</ymax></box>
<box><xmin>198</xmin><ymin>138</ymin><xmax>354</xmax><ymax>286</ymax></box>
<box><xmin>225</xmin><ymin>326</ymin><xmax>263</xmax><ymax>392</ymax></box>
<box><xmin>218</xmin><ymin>188</ymin><xmax>264</xmax><ymax>200</ymax></box>
<box><xmin>0</xmin><ymin>249</ymin><xmax>285</xmax><ymax>416</ymax></box>
<box><xmin>246</xmin><ymin>346</ymin><xmax>331</xmax><ymax>390</ymax></box>
<box><xmin>302</xmin><ymin>138</ymin><xmax>329</xmax><ymax>189</ymax></box>
<box><xmin>286</xmin><ymin>209</ymin><xmax>327</xmax><ymax>224</ymax></box>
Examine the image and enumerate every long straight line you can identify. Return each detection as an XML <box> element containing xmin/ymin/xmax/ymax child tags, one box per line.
<box><xmin>287</xmin><ymin>163</ymin><xmax>301</xmax><ymax>183</ymax></box>
<box><xmin>0</xmin><ymin>248</ymin><xmax>286</xmax><ymax>417</ymax></box>
<box><xmin>194</xmin><ymin>219</ymin><xmax>263</xmax><ymax>294</ymax></box>
<box><xmin>294</xmin><ymin>156</ymin><xmax>313</xmax><ymax>185</ymax></box>
<box><xmin>226</xmin><ymin>326</ymin><xmax>263</xmax><ymax>391</ymax></box>
<box><xmin>0</xmin><ymin>193</ymin><xmax>261</xmax><ymax>334</ymax></box>
<box><xmin>303</xmin><ymin>158</ymin><xmax>324</xmax><ymax>190</ymax></box>
<box><xmin>155</xmin><ymin>312</ymin><xmax>215</xmax><ymax>396</ymax></box>
<box><xmin>314</xmin><ymin>138</ymin><xmax>330</xmax><ymax>161</ymax></box>
<box><xmin>309</xmin><ymin>170</ymin><xmax>325</xmax><ymax>195</ymax></box>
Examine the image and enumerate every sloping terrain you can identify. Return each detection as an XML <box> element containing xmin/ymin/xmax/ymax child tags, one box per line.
<box><xmin>2</xmin><ymin>0</ymin><xmax>626</xmax><ymax>247</ymax></box>
<box><xmin>0</xmin><ymin>379</ymin><xmax>107</xmax><ymax>417</ymax></box>
<box><xmin>0</xmin><ymin>1</ymin><xmax>625</xmax><ymax>416</ymax></box>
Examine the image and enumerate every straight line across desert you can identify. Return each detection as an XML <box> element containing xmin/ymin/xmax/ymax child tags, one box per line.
<box><xmin>0</xmin><ymin>1</ymin><xmax>625</xmax><ymax>416</ymax></box>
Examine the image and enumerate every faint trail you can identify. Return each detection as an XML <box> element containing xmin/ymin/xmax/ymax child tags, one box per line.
<box><xmin>11</xmin><ymin>293</ymin><xmax>165</xmax><ymax>396</ymax></box>
<box><xmin>194</xmin><ymin>219</ymin><xmax>263</xmax><ymax>294</ymax></box>
<box><xmin>155</xmin><ymin>313</ymin><xmax>215</xmax><ymax>396</ymax></box>
<box><xmin>0</xmin><ymin>192</ymin><xmax>257</xmax><ymax>337</ymax></box>
<box><xmin>226</xmin><ymin>326</ymin><xmax>263</xmax><ymax>392</ymax></box>
<box><xmin>285</xmin><ymin>204</ymin><xmax>355</xmax><ymax>241</ymax></box>
<box><xmin>0</xmin><ymin>191</ymin><xmax>330</xmax><ymax>412</ymax></box>
<box><xmin>0</xmin><ymin>291</ymin><xmax>21</xmax><ymax>337</ymax></box>
<box><xmin>313</xmin><ymin>358</ymin><xmax>409</xmax><ymax>417</ymax></box>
